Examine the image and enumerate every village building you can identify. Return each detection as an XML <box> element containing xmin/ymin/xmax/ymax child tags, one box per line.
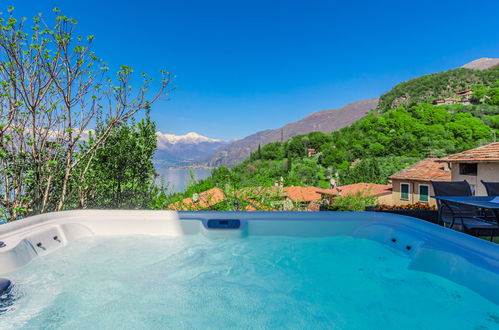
<box><xmin>436</xmin><ymin>142</ymin><xmax>499</xmax><ymax>196</ymax></box>
<box><xmin>455</xmin><ymin>89</ymin><xmax>473</xmax><ymax>98</ymax></box>
<box><xmin>433</xmin><ymin>89</ymin><xmax>474</xmax><ymax>106</ymax></box>
<box><xmin>433</xmin><ymin>97</ymin><xmax>465</xmax><ymax>106</ymax></box>
<box><xmin>389</xmin><ymin>159</ymin><xmax>451</xmax><ymax>207</ymax></box>
<box><xmin>307</xmin><ymin>148</ymin><xmax>317</xmax><ymax>157</ymax></box>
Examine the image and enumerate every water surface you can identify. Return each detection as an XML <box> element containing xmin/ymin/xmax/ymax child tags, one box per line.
<box><xmin>2</xmin><ymin>235</ymin><xmax>499</xmax><ymax>329</ymax></box>
<box><xmin>155</xmin><ymin>167</ymin><xmax>212</xmax><ymax>192</ymax></box>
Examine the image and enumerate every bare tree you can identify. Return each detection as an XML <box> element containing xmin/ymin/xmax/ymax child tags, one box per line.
<box><xmin>0</xmin><ymin>7</ymin><xmax>173</xmax><ymax>221</ymax></box>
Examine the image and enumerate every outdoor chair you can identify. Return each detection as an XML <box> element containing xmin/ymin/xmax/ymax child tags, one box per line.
<box><xmin>430</xmin><ymin>180</ymin><xmax>498</xmax><ymax>240</ymax></box>
<box><xmin>481</xmin><ymin>180</ymin><xmax>499</xmax><ymax>196</ymax></box>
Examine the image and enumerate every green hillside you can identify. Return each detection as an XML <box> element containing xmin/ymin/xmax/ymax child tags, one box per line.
<box><xmin>377</xmin><ymin>67</ymin><xmax>499</xmax><ymax>112</ymax></box>
<box><xmin>224</xmin><ymin>103</ymin><xmax>497</xmax><ymax>187</ymax></box>
<box><xmin>165</xmin><ymin>72</ymin><xmax>499</xmax><ymax>206</ymax></box>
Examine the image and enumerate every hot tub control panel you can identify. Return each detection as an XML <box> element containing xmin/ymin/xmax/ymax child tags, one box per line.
<box><xmin>206</xmin><ymin>219</ymin><xmax>241</xmax><ymax>229</ymax></box>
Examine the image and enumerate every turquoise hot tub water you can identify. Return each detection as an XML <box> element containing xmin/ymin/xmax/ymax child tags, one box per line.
<box><xmin>1</xmin><ymin>234</ymin><xmax>498</xmax><ymax>329</ymax></box>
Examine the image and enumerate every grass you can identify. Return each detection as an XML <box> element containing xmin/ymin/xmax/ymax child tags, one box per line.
<box><xmin>480</xmin><ymin>236</ymin><xmax>499</xmax><ymax>244</ymax></box>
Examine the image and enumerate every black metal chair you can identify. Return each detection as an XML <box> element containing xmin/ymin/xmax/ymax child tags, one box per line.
<box><xmin>430</xmin><ymin>180</ymin><xmax>498</xmax><ymax>240</ymax></box>
<box><xmin>481</xmin><ymin>180</ymin><xmax>499</xmax><ymax>196</ymax></box>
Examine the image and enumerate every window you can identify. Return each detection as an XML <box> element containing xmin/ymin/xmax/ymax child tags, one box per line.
<box><xmin>400</xmin><ymin>183</ymin><xmax>410</xmax><ymax>200</ymax></box>
<box><xmin>419</xmin><ymin>185</ymin><xmax>429</xmax><ymax>202</ymax></box>
<box><xmin>459</xmin><ymin>163</ymin><xmax>477</xmax><ymax>176</ymax></box>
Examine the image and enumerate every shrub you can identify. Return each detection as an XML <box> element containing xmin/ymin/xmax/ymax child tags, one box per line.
<box><xmin>375</xmin><ymin>203</ymin><xmax>436</xmax><ymax>210</ymax></box>
<box><xmin>323</xmin><ymin>192</ymin><xmax>378</xmax><ymax>211</ymax></box>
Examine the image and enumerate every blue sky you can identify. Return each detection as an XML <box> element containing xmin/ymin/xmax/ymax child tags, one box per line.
<box><xmin>9</xmin><ymin>0</ymin><xmax>499</xmax><ymax>140</ymax></box>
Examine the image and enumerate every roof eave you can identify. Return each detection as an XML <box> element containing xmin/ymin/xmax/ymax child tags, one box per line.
<box><xmin>389</xmin><ymin>176</ymin><xmax>450</xmax><ymax>182</ymax></box>
<box><xmin>436</xmin><ymin>159</ymin><xmax>499</xmax><ymax>163</ymax></box>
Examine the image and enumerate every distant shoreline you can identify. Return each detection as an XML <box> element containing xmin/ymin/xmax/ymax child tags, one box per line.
<box><xmin>158</xmin><ymin>165</ymin><xmax>214</xmax><ymax>170</ymax></box>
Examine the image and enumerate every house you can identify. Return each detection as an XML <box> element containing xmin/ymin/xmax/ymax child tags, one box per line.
<box><xmin>436</xmin><ymin>142</ymin><xmax>499</xmax><ymax>195</ymax></box>
<box><xmin>456</xmin><ymin>89</ymin><xmax>473</xmax><ymax>98</ymax></box>
<box><xmin>433</xmin><ymin>90</ymin><xmax>474</xmax><ymax>106</ymax></box>
<box><xmin>389</xmin><ymin>159</ymin><xmax>451</xmax><ymax>207</ymax></box>
<box><xmin>307</xmin><ymin>148</ymin><xmax>317</xmax><ymax>157</ymax></box>
<box><xmin>455</xmin><ymin>90</ymin><xmax>474</xmax><ymax>104</ymax></box>
<box><xmin>433</xmin><ymin>97</ymin><xmax>463</xmax><ymax>106</ymax></box>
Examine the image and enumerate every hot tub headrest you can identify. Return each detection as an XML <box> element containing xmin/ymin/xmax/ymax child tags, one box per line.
<box><xmin>0</xmin><ymin>278</ymin><xmax>11</xmax><ymax>294</ymax></box>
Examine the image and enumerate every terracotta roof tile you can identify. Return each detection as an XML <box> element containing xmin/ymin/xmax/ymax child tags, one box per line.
<box><xmin>437</xmin><ymin>142</ymin><xmax>499</xmax><ymax>163</ymax></box>
<box><xmin>283</xmin><ymin>186</ymin><xmax>336</xmax><ymax>202</ymax></box>
<box><xmin>329</xmin><ymin>183</ymin><xmax>392</xmax><ymax>197</ymax></box>
<box><xmin>389</xmin><ymin>158</ymin><xmax>451</xmax><ymax>181</ymax></box>
<box><xmin>169</xmin><ymin>187</ymin><xmax>225</xmax><ymax>210</ymax></box>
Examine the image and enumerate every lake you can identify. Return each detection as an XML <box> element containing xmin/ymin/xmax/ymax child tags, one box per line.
<box><xmin>155</xmin><ymin>167</ymin><xmax>213</xmax><ymax>193</ymax></box>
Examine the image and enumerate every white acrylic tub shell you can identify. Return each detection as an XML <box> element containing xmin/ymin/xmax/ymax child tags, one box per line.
<box><xmin>0</xmin><ymin>210</ymin><xmax>498</xmax><ymax>305</ymax></box>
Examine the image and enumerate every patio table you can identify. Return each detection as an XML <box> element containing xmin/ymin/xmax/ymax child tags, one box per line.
<box><xmin>432</xmin><ymin>196</ymin><xmax>499</xmax><ymax>226</ymax></box>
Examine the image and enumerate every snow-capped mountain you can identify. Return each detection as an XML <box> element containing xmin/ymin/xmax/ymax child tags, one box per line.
<box><xmin>154</xmin><ymin>132</ymin><xmax>227</xmax><ymax>166</ymax></box>
<box><xmin>156</xmin><ymin>132</ymin><xmax>222</xmax><ymax>146</ymax></box>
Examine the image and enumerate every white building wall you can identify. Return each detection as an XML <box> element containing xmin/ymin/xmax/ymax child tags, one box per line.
<box><xmin>450</xmin><ymin>162</ymin><xmax>499</xmax><ymax>196</ymax></box>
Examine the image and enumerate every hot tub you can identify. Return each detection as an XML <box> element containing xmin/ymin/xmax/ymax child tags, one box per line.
<box><xmin>0</xmin><ymin>210</ymin><xmax>498</xmax><ymax>329</ymax></box>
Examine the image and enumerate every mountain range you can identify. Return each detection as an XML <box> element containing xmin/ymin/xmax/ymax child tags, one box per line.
<box><xmin>461</xmin><ymin>57</ymin><xmax>499</xmax><ymax>70</ymax></box>
<box><xmin>205</xmin><ymin>98</ymin><xmax>379</xmax><ymax>167</ymax></box>
<box><xmin>153</xmin><ymin>99</ymin><xmax>379</xmax><ymax>166</ymax></box>
<box><xmin>155</xmin><ymin>57</ymin><xmax>499</xmax><ymax>167</ymax></box>
<box><xmin>154</xmin><ymin>132</ymin><xmax>227</xmax><ymax>166</ymax></box>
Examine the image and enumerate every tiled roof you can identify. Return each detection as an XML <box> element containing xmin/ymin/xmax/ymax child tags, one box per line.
<box><xmin>389</xmin><ymin>158</ymin><xmax>451</xmax><ymax>181</ymax></box>
<box><xmin>434</xmin><ymin>97</ymin><xmax>462</xmax><ymax>103</ymax></box>
<box><xmin>437</xmin><ymin>142</ymin><xmax>499</xmax><ymax>163</ymax></box>
<box><xmin>169</xmin><ymin>184</ymin><xmax>388</xmax><ymax>210</ymax></box>
<box><xmin>330</xmin><ymin>183</ymin><xmax>392</xmax><ymax>197</ymax></box>
<box><xmin>169</xmin><ymin>187</ymin><xmax>226</xmax><ymax>210</ymax></box>
<box><xmin>169</xmin><ymin>187</ymin><xmax>280</xmax><ymax>211</ymax></box>
<box><xmin>283</xmin><ymin>186</ymin><xmax>337</xmax><ymax>202</ymax></box>
<box><xmin>240</xmin><ymin>186</ymin><xmax>337</xmax><ymax>205</ymax></box>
